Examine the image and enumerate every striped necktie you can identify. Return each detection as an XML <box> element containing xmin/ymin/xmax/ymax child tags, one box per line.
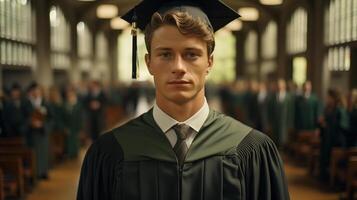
<box><xmin>172</xmin><ymin>124</ymin><xmax>192</xmax><ymax>165</ymax></box>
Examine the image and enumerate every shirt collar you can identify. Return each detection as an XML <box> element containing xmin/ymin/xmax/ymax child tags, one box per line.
<box><xmin>153</xmin><ymin>98</ymin><xmax>209</xmax><ymax>133</ymax></box>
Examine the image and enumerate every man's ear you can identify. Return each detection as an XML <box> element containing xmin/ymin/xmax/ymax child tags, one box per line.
<box><xmin>145</xmin><ymin>53</ymin><xmax>154</xmax><ymax>75</ymax></box>
<box><xmin>207</xmin><ymin>54</ymin><xmax>214</xmax><ymax>74</ymax></box>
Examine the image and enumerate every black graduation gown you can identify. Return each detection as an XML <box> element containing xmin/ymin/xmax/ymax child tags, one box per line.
<box><xmin>3</xmin><ymin>98</ymin><xmax>30</xmax><ymax>137</ymax></box>
<box><xmin>77</xmin><ymin>109</ymin><xmax>290</xmax><ymax>200</ymax></box>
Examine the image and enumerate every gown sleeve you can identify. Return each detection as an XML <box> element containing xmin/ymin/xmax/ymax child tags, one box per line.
<box><xmin>77</xmin><ymin>133</ymin><xmax>123</xmax><ymax>200</ymax></box>
<box><xmin>237</xmin><ymin>130</ymin><xmax>290</xmax><ymax>200</ymax></box>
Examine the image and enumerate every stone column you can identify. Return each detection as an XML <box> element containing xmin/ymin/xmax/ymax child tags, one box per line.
<box><xmin>276</xmin><ymin>9</ymin><xmax>287</xmax><ymax>79</ymax></box>
<box><xmin>107</xmin><ymin>30</ymin><xmax>119</xmax><ymax>84</ymax></box>
<box><xmin>69</xmin><ymin>19</ymin><xmax>81</xmax><ymax>84</ymax></box>
<box><xmin>234</xmin><ymin>31</ymin><xmax>246</xmax><ymax>79</ymax></box>
<box><xmin>35</xmin><ymin>0</ymin><xmax>52</xmax><ymax>88</ymax></box>
<box><xmin>308</xmin><ymin>0</ymin><xmax>325</xmax><ymax>98</ymax></box>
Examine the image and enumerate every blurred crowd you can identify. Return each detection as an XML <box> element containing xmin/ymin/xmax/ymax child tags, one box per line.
<box><xmin>216</xmin><ymin>78</ymin><xmax>357</xmax><ymax>183</ymax></box>
<box><xmin>0</xmin><ymin>80</ymin><xmax>154</xmax><ymax>180</ymax></box>
<box><xmin>0</xmin><ymin>79</ymin><xmax>356</xmax><ymax>183</ymax></box>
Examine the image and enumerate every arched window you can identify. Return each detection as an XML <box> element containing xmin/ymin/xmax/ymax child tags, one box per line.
<box><xmin>207</xmin><ymin>29</ymin><xmax>236</xmax><ymax>83</ymax></box>
<box><xmin>245</xmin><ymin>30</ymin><xmax>258</xmax><ymax>75</ymax></box>
<box><xmin>50</xmin><ymin>6</ymin><xmax>70</xmax><ymax>70</ymax></box>
<box><xmin>95</xmin><ymin>32</ymin><xmax>109</xmax><ymax>80</ymax></box>
<box><xmin>287</xmin><ymin>7</ymin><xmax>307</xmax><ymax>54</ymax></box>
<box><xmin>0</xmin><ymin>0</ymin><xmax>36</xmax><ymax>67</ymax></box>
<box><xmin>262</xmin><ymin>21</ymin><xmax>277</xmax><ymax>59</ymax></box>
<box><xmin>324</xmin><ymin>0</ymin><xmax>354</xmax><ymax>72</ymax></box>
<box><xmin>326</xmin><ymin>47</ymin><xmax>350</xmax><ymax>72</ymax></box>
<box><xmin>77</xmin><ymin>21</ymin><xmax>93</xmax><ymax>72</ymax></box>
<box><xmin>354</xmin><ymin>0</ymin><xmax>357</xmax><ymax>40</ymax></box>
<box><xmin>261</xmin><ymin>21</ymin><xmax>278</xmax><ymax>77</ymax></box>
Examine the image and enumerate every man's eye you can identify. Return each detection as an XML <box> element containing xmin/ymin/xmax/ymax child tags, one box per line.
<box><xmin>185</xmin><ymin>52</ymin><xmax>199</xmax><ymax>59</ymax></box>
<box><xmin>160</xmin><ymin>52</ymin><xmax>172</xmax><ymax>58</ymax></box>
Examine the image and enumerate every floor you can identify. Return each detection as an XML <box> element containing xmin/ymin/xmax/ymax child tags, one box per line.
<box><xmin>25</xmin><ymin>152</ymin><xmax>84</xmax><ymax>200</ymax></box>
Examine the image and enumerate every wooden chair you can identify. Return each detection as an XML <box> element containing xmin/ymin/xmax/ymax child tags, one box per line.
<box><xmin>291</xmin><ymin>130</ymin><xmax>320</xmax><ymax>169</ymax></box>
<box><xmin>0</xmin><ymin>168</ymin><xmax>4</xmax><ymax>200</ymax></box>
<box><xmin>330</xmin><ymin>147</ymin><xmax>357</xmax><ymax>187</ymax></box>
<box><xmin>307</xmin><ymin>147</ymin><xmax>320</xmax><ymax>177</ymax></box>
<box><xmin>0</xmin><ymin>156</ymin><xmax>24</xmax><ymax>198</ymax></box>
<box><xmin>330</xmin><ymin>147</ymin><xmax>347</xmax><ymax>186</ymax></box>
<box><xmin>0</xmin><ymin>147</ymin><xmax>36</xmax><ymax>191</ymax></box>
<box><xmin>346</xmin><ymin>156</ymin><xmax>357</xmax><ymax>200</ymax></box>
<box><xmin>50</xmin><ymin>131</ymin><xmax>66</xmax><ymax>165</ymax></box>
<box><xmin>0</xmin><ymin>137</ymin><xmax>25</xmax><ymax>147</ymax></box>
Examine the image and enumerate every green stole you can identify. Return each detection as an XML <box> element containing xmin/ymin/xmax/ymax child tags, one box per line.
<box><xmin>113</xmin><ymin>108</ymin><xmax>252</xmax><ymax>162</ymax></box>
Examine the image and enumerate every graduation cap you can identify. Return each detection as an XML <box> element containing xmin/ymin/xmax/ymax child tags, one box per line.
<box><xmin>122</xmin><ymin>0</ymin><xmax>240</xmax><ymax>79</ymax></box>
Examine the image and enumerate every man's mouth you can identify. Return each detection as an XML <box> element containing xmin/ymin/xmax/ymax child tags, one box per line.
<box><xmin>167</xmin><ymin>80</ymin><xmax>191</xmax><ymax>85</ymax></box>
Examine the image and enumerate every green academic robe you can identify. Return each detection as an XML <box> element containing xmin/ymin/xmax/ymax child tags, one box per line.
<box><xmin>64</xmin><ymin>102</ymin><xmax>83</xmax><ymax>158</ymax></box>
<box><xmin>77</xmin><ymin>109</ymin><xmax>289</xmax><ymax>200</ymax></box>
<box><xmin>26</xmin><ymin>99</ymin><xmax>50</xmax><ymax>178</ymax></box>
<box><xmin>271</xmin><ymin>93</ymin><xmax>295</xmax><ymax>147</ymax></box>
<box><xmin>48</xmin><ymin>102</ymin><xmax>66</xmax><ymax>134</ymax></box>
<box><xmin>319</xmin><ymin>106</ymin><xmax>349</xmax><ymax>179</ymax></box>
<box><xmin>294</xmin><ymin>94</ymin><xmax>321</xmax><ymax>131</ymax></box>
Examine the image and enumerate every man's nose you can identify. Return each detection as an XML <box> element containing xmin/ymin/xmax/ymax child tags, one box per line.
<box><xmin>172</xmin><ymin>55</ymin><xmax>186</xmax><ymax>74</ymax></box>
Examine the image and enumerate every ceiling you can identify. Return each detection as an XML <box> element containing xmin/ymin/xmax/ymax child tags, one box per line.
<box><xmin>57</xmin><ymin>0</ymin><xmax>287</xmax><ymax>33</ymax></box>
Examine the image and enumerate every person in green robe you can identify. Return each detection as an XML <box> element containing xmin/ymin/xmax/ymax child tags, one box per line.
<box><xmin>3</xmin><ymin>83</ymin><xmax>30</xmax><ymax>138</ymax></box>
<box><xmin>26</xmin><ymin>82</ymin><xmax>51</xmax><ymax>179</ymax></box>
<box><xmin>347</xmin><ymin>89</ymin><xmax>357</xmax><ymax>147</ymax></box>
<box><xmin>64</xmin><ymin>87</ymin><xmax>83</xmax><ymax>158</ymax></box>
<box><xmin>77</xmin><ymin>1</ymin><xmax>290</xmax><ymax>199</ymax></box>
<box><xmin>48</xmin><ymin>86</ymin><xmax>66</xmax><ymax>163</ymax></box>
<box><xmin>271</xmin><ymin>79</ymin><xmax>295</xmax><ymax>148</ymax></box>
<box><xmin>319</xmin><ymin>89</ymin><xmax>349</xmax><ymax>181</ymax></box>
<box><xmin>0</xmin><ymin>89</ymin><xmax>5</xmax><ymax>137</ymax></box>
<box><xmin>294</xmin><ymin>81</ymin><xmax>321</xmax><ymax>133</ymax></box>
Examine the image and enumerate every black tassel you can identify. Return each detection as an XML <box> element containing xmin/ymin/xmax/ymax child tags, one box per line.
<box><xmin>131</xmin><ymin>10</ymin><xmax>138</xmax><ymax>79</ymax></box>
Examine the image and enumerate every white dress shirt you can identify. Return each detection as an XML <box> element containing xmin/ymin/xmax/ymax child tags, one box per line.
<box><xmin>278</xmin><ymin>91</ymin><xmax>286</xmax><ymax>102</ymax></box>
<box><xmin>153</xmin><ymin>99</ymin><xmax>209</xmax><ymax>148</ymax></box>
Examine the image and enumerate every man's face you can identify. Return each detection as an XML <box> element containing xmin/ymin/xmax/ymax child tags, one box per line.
<box><xmin>11</xmin><ymin>89</ymin><xmax>21</xmax><ymax>100</ymax></box>
<box><xmin>304</xmin><ymin>81</ymin><xmax>312</xmax><ymax>93</ymax></box>
<box><xmin>278</xmin><ymin>80</ymin><xmax>286</xmax><ymax>91</ymax></box>
<box><xmin>30</xmin><ymin>87</ymin><xmax>42</xmax><ymax>98</ymax></box>
<box><xmin>145</xmin><ymin>25</ymin><xmax>213</xmax><ymax>105</ymax></box>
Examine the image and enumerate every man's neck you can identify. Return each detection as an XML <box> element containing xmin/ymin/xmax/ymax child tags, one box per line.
<box><xmin>156</xmin><ymin>94</ymin><xmax>205</xmax><ymax>122</ymax></box>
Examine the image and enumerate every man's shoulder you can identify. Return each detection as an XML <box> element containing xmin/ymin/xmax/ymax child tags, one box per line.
<box><xmin>207</xmin><ymin>112</ymin><xmax>277</xmax><ymax>158</ymax></box>
<box><xmin>236</xmin><ymin>128</ymin><xmax>278</xmax><ymax>156</ymax></box>
<box><xmin>91</xmin><ymin>132</ymin><xmax>121</xmax><ymax>152</ymax></box>
<box><xmin>209</xmin><ymin>111</ymin><xmax>273</xmax><ymax>147</ymax></box>
<box><xmin>81</xmin><ymin>132</ymin><xmax>124</xmax><ymax>164</ymax></box>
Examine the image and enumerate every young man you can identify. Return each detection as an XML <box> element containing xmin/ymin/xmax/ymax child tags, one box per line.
<box><xmin>77</xmin><ymin>1</ymin><xmax>290</xmax><ymax>199</ymax></box>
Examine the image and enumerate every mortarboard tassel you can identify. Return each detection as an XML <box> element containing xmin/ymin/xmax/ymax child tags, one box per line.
<box><xmin>131</xmin><ymin>10</ymin><xmax>138</xmax><ymax>79</ymax></box>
